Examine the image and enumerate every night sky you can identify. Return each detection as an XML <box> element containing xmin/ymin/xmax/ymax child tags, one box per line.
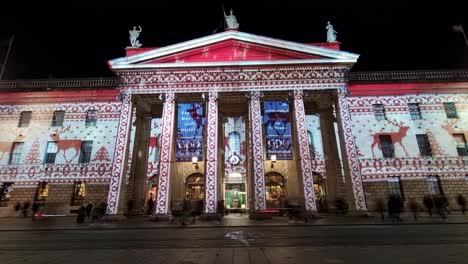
<box><xmin>1</xmin><ymin>1</ymin><xmax>467</xmax><ymax>79</ymax></box>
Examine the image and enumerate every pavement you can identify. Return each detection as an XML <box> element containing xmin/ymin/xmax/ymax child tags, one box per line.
<box><xmin>1</xmin><ymin>211</ymin><xmax>468</xmax><ymax>231</ymax></box>
<box><xmin>2</xmin><ymin>222</ymin><xmax>468</xmax><ymax>263</ymax></box>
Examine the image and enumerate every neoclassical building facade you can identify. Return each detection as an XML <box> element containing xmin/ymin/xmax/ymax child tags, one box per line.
<box><xmin>0</xmin><ymin>26</ymin><xmax>467</xmax><ymax>217</ymax></box>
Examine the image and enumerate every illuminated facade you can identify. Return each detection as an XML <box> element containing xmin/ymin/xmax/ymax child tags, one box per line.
<box><xmin>0</xmin><ymin>29</ymin><xmax>467</xmax><ymax>217</ymax></box>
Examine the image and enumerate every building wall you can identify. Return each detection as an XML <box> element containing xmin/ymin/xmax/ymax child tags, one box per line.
<box><xmin>0</xmin><ymin>92</ymin><xmax>121</xmax><ymax>216</ymax></box>
<box><xmin>350</xmin><ymin>92</ymin><xmax>468</xmax><ymax>211</ymax></box>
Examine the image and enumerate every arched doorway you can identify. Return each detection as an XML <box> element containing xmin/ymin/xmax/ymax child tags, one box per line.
<box><xmin>145</xmin><ymin>175</ymin><xmax>158</xmax><ymax>215</ymax></box>
<box><xmin>265</xmin><ymin>172</ymin><xmax>286</xmax><ymax>208</ymax></box>
<box><xmin>185</xmin><ymin>173</ymin><xmax>205</xmax><ymax>201</ymax></box>
<box><xmin>313</xmin><ymin>172</ymin><xmax>327</xmax><ymax>212</ymax></box>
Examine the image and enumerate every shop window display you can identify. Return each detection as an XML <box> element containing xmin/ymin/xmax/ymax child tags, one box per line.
<box><xmin>224</xmin><ymin>183</ymin><xmax>246</xmax><ymax>209</ymax></box>
<box><xmin>37</xmin><ymin>182</ymin><xmax>49</xmax><ymax>201</ymax></box>
<box><xmin>265</xmin><ymin>173</ymin><xmax>286</xmax><ymax>208</ymax></box>
<box><xmin>185</xmin><ymin>174</ymin><xmax>204</xmax><ymax>200</ymax></box>
<box><xmin>0</xmin><ymin>182</ymin><xmax>13</xmax><ymax>206</ymax></box>
<box><xmin>72</xmin><ymin>181</ymin><xmax>86</xmax><ymax>205</ymax></box>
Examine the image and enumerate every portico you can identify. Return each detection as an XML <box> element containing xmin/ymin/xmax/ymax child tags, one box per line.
<box><xmin>104</xmin><ymin>29</ymin><xmax>367</xmax><ymax>218</ymax></box>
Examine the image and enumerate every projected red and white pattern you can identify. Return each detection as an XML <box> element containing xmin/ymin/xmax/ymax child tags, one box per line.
<box><xmin>155</xmin><ymin>93</ymin><xmax>176</xmax><ymax>214</ymax></box>
<box><xmin>205</xmin><ymin>92</ymin><xmax>219</xmax><ymax>213</ymax></box>
<box><xmin>293</xmin><ymin>90</ymin><xmax>317</xmax><ymax>211</ymax></box>
<box><xmin>106</xmin><ymin>93</ymin><xmax>133</xmax><ymax>215</ymax></box>
<box><xmin>338</xmin><ymin>89</ymin><xmax>367</xmax><ymax>210</ymax></box>
<box><xmin>249</xmin><ymin>91</ymin><xmax>266</xmax><ymax>211</ymax></box>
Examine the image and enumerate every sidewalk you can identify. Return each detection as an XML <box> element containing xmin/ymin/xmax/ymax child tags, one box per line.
<box><xmin>1</xmin><ymin>212</ymin><xmax>468</xmax><ymax>231</ymax></box>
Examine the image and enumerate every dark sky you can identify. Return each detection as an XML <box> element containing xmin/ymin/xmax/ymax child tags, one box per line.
<box><xmin>1</xmin><ymin>1</ymin><xmax>467</xmax><ymax>79</ymax></box>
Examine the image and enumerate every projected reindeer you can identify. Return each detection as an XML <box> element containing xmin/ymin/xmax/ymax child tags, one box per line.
<box><xmin>371</xmin><ymin>119</ymin><xmax>410</xmax><ymax>157</ymax></box>
<box><xmin>50</xmin><ymin>124</ymin><xmax>82</xmax><ymax>163</ymax></box>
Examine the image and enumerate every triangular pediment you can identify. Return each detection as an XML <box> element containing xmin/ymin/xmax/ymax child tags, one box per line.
<box><xmin>142</xmin><ymin>40</ymin><xmax>326</xmax><ymax>64</ymax></box>
<box><xmin>108</xmin><ymin>30</ymin><xmax>359</xmax><ymax>70</ymax></box>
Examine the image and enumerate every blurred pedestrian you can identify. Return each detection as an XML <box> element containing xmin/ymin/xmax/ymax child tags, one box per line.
<box><xmin>86</xmin><ymin>202</ymin><xmax>93</xmax><ymax>219</ymax></box>
<box><xmin>77</xmin><ymin>205</ymin><xmax>86</xmax><ymax>223</ymax></box>
<box><xmin>408</xmin><ymin>198</ymin><xmax>419</xmax><ymax>221</ymax></box>
<box><xmin>22</xmin><ymin>201</ymin><xmax>30</xmax><ymax>218</ymax></box>
<box><xmin>456</xmin><ymin>194</ymin><xmax>466</xmax><ymax>214</ymax></box>
<box><xmin>423</xmin><ymin>196</ymin><xmax>434</xmax><ymax>217</ymax></box>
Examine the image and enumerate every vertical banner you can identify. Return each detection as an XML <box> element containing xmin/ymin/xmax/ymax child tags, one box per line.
<box><xmin>147</xmin><ymin>118</ymin><xmax>162</xmax><ymax>178</ymax></box>
<box><xmin>176</xmin><ymin>103</ymin><xmax>205</xmax><ymax>162</ymax></box>
<box><xmin>263</xmin><ymin>101</ymin><xmax>293</xmax><ymax>160</ymax></box>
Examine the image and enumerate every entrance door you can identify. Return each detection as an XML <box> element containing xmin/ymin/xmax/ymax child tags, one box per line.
<box><xmin>185</xmin><ymin>173</ymin><xmax>205</xmax><ymax>201</ymax></box>
<box><xmin>265</xmin><ymin>172</ymin><xmax>286</xmax><ymax>208</ymax></box>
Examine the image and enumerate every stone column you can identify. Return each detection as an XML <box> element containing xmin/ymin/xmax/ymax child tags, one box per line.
<box><xmin>203</xmin><ymin>91</ymin><xmax>219</xmax><ymax>217</ymax></box>
<box><xmin>130</xmin><ymin>113</ymin><xmax>151</xmax><ymax>214</ymax></box>
<box><xmin>293</xmin><ymin>90</ymin><xmax>317</xmax><ymax>212</ymax></box>
<box><xmin>319</xmin><ymin>109</ymin><xmax>340</xmax><ymax>206</ymax></box>
<box><xmin>249</xmin><ymin>91</ymin><xmax>266</xmax><ymax>211</ymax></box>
<box><xmin>154</xmin><ymin>93</ymin><xmax>176</xmax><ymax>218</ymax></box>
<box><xmin>335</xmin><ymin>87</ymin><xmax>367</xmax><ymax>211</ymax></box>
<box><xmin>106</xmin><ymin>91</ymin><xmax>134</xmax><ymax>216</ymax></box>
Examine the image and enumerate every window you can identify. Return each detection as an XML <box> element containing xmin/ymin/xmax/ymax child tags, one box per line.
<box><xmin>85</xmin><ymin>110</ymin><xmax>97</xmax><ymax>126</ymax></box>
<box><xmin>307</xmin><ymin>130</ymin><xmax>316</xmax><ymax>159</ymax></box>
<box><xmin>51</xmin><ymin>110</ymin><xmax>65</xmax><ymax>127</ymax></box>
<box><xmin>379</xmin><ymin>135</ymin><xmax>394</xmax><ymax>158</ymax></box>
<box><xmin>408</xmin><ymin>103</ymin><xmax>422</xmax><ymax>120</ymax></box>
<box><xmin>453</xmin><ymin>134</ymin><xmax>468</xmax><ymax>156</ymax></box>
<box><xmin>388</xmin><ymin>177</ymin><xmax>403</xmax><ymax>198</ymax></box>
<box><xmin>416</xmin><ymin>134</ymin><xmax>432</xmax><ymax>156</ymax></box>
<box><xmin>443</xmin><ymin>102</ymin><xmax>458</xmax><ymax>119</ymax></box>
<box><xmin>37</xmin><ymin>181</ymin><xmax>49</xmax><ymax>200</ymax></box>
<box><xmin>228</xmin><ymin>131</ymin><xmax>241</xmax><ymax>155</ymax></box>
<box><xmin>372</xmin><ymin>104</ymin><xmax>386</xmax><ymax>121</ymax></box>
<box><xmin>0</xmin><ymin>182</ymin><xmax>13</xmax><ymax>201</ymax></box>
<box><xmin>72</xmin><ymin>181</ymin><xmax>86</xmax><ymax>205</ymax></box>
<box><xmin>9</xmin><ymin>142</ymin><xmax>24</xmax><ymax>165</ymax></box>
<box><xmin>18</xmin><ymin>111</ymin><xmax>32</xmax><ymax>127</ymax></box>
<box><xmin>44</xmin><ymin>141</ymin><xmax>58</xmax><ymax>164</ymax></box>
<box><xmin>79</xmin><ymin>141</ymin><xmax>93</xmax><ymax>163</ymax></box>
<box><xmin>427</xmin><ymin>176</ymin><xmax>443</xmax><ymax>195</ymax></box>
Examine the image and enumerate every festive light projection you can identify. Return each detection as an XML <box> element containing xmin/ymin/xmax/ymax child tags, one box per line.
<box><xmin>263</xmin><ymin>101</ymin><xmax>293</xmax><ymax>160</ymax></box>
<box><xmin>176</xmin><ymin>103</ymin><xmax>205</xmax><ymax>162</ymax></box>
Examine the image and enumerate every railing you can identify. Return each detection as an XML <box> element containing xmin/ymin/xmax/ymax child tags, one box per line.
<box><xmin>0</xmin><ymin>78</ymin><xmax>120</xmax><ymax>90</ymax></box>
<box><xmin>1</xmin><ymin>70</ymin><xmax>468</xmax><ymax>90</ymax></box>
<box><xmin>348</xmin><ymin>70</ymin><xmax>468</xmax><ymax>82</ymax></box>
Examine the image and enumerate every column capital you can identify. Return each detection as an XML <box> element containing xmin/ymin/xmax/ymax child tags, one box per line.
<box><xmin>247</xmin><ymin>91</ymin><xmax>263</xmax><ymax>100</ymax></box>
<box><xmin>208</xmin><ymin>91</ymin><xmax>219</xmax><ymax>101</ymax></box>
<box><xmin>159</xmin><ymin>92</ymin><xmax>175</xmax><ymax>103</ymax></box>
<box><xmin>338</xmin><ymin>85</ymin><xmax>349</xmax><ymax>96</ymax></box>
<box><xmin>293</xmin><ymin>90</ymin><xmax>304</xmax><ymax>100</ymax></box>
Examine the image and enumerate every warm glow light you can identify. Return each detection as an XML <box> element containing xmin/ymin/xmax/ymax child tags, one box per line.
<box><xmin>271</xmin><ymin>155</ymin><xmax>277</xmax><ymax>162</ymax></box>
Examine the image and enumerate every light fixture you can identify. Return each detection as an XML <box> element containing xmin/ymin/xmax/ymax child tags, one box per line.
<box><xmin>271</xmin><ymin>154</ymin><xmax>277</xmax><ymax>168</ymax></box>
<box><xmin>192</xmin><ymin>156</ymin><xmax>199</xmax><ymax>169</ymax></box>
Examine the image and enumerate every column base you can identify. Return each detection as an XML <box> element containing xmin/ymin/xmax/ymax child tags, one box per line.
<box><xmin>101</xmin><ymin>214</ymin><xmax>127</xmax><ymax>222</ymax></box>
<box><xmin>149</xmin><ymin>213</ymin><xmax>171</xmax><ymax>221</ymax></box>
<box><xmin>199</xmin><ymin>212</ymin><xmax>221</xmax><ymax>221</ymax></box>
<box><xmin>303</xmin><ymin>210</ymin><xmax>321</xmax><ymax>219</ymax></box>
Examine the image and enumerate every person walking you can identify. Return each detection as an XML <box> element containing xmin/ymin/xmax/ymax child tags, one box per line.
<box><xmin>77</xmin><ymin>205</ymin><xmax>86</xmax><ymax>224</ymax></box>
<box><xmin>457</xmin><ymin>194</ymin><xmax>466</xmax><ymax>214</ymax></box>
<box><xmin>85</xmin><ymin>202</ymin><xmax>93</xmax><ymax>219</ymax></box>
<box><xmin>423</xmin><ymin>196</ymin><xmax>434</xmax><ymax>217</ymax></box>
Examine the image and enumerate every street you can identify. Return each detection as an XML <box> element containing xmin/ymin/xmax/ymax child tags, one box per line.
<box><xmin>1</xmin><ymin>223</ymin><xmax>468</xmax><ymax>263</ymax></box>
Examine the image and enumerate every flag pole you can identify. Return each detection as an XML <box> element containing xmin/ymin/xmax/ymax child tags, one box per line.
<box><xmin>461</xmin><ymin>28</ymin><xmax>468</xmax><ymax>48</ymax></box>
<box><xmin>0</xmin><ymin>35</ymin><xmax>14</xmax><ymax>80</ymax></box>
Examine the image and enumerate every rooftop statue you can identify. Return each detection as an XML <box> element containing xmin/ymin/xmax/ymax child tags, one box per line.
<box><xmin>129</xmin><ymin>26</ymin><xmax>143</xmax><ymax>48</ymax></box>
<box><xmin>326</xmin><ymin>21</ymin><xmax>337</xmax><ymax>42</ymax></box>
<box><xmin>224</xmin><ymin>9</ymin><xmax>239</xmax><ymax>29</ymax></box>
